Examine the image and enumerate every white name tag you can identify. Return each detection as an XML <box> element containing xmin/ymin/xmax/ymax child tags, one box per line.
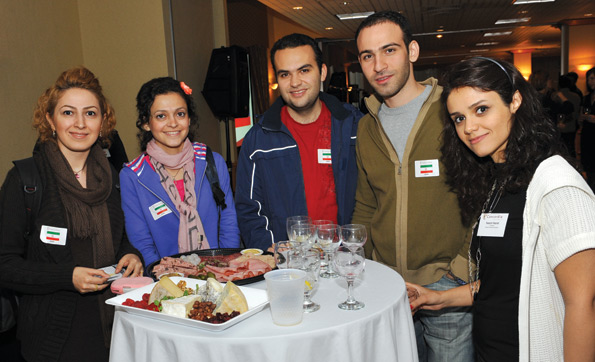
<box><xmin>103</xmin><ymin>148</ymin><xmax>111</xmax><ymax>158</ymax></box>
<box><xmin>149</xmin><ymin>201</ymin><xmax>172</xmax><ymax>220</ymax></box>
<box><xmin>40</xmin><ymin>225</ymin><xmax>67</xmax><ymax>246</ymax></box>
<box><xmin>318</xmin><ymin>149</ymin><xmax>331</xmax><ymax>164</ymax></box>
<box><xmin>477</xmin><ymin>213</ymin><xmax>509</xmax><ymax>237</ymax></box>
<box><xmin>414</xmin><ymin>159</ymin><xmax>440</xmax><ymax>177</ymax></box>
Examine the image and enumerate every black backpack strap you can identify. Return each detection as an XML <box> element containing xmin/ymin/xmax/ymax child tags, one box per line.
<box><xmin>205</xmin><ymin>147</ymin><xmax>227</xmax><ymax>210</ymax></box>
<box><xmin>12</xmin><ymin>157</ymin><xmax>42</xmax><ymax>239</ymax></box>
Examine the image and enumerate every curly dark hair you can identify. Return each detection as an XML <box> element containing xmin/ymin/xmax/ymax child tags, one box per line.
<box><xmin>270</xmin><ymin>33</ymin><xmax>324</xmax><ymax>74</ymax></box>
<box><xmin>33</xmin><ymin>66</ymin><xmax>116</xmax><ymax>146</ymax></box>
<box><xmin>440</xmin><ymin>57</ymin><xmax>569</xmax><ymax>225</ymax></box>
<box><xmin>354</xmin><ymin>10</ymin><xmax>413</xmax><ymax>50</ymax></box>
<box><xmin>135</xmin><ymin>77</ymin><xmax>199</xmax><ymax>151</ymax></box>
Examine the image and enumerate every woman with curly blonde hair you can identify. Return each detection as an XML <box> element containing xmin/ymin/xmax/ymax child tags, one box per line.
<box><xmin>0</xmin><ymin>66</ymin><xmax>143</xmax><ymax>362</ymax></box>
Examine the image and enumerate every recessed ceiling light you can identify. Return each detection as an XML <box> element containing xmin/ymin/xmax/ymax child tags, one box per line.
<box><xmin>437</xmin><ymin>29</ymin><xmax>444</xmax><ymax>32</ymax></box>
<box><xmin>495</xmin><ymin>17</ymin><xmax>530</xmax><ymax>24</ymax></box>
<box><xmin>436</xmin><ymin>34</ymin><xmax>443</xmax><ymax>38</ymax></box>
<box><xmin>585</xmin><ymin>13</ymin><xmax>593</xmax><ymax>17</ymax></box>
<box><xmin>336</xmin><ymin>11</ymin><xmax>374</xmax><ymax>20</ymax></box>
<box><xmin>513</xmin><ymin>0</ymin><xmax>554</xmax><ymax>4</ymax></box>
<box><xmin>293</xmin><ymin>6</ymin><xmax>303</xmax><ymax>10</ymax></box>
<box><xmin>325</xmin><ymin>27</ymin><xmax>334</xmax><ymax>30</ymax></box>
<box><xmin>342</xmin><ymin>1</ymin><xmax>350</xmax><ymax>5</ymax></box>
<box><xmin>484</xmin><ymin>31</ymin><xmax>512</xmax><ymax>37</ymax></box>
<box><xmin>476</xmin><ymin>42</ymin><xmax>499</xmax><ymax>46</ymax></box>
<box><xmin>470</xmin><ymin>49</ymin><xmax>489</xmax><ymax>53</ymax></box>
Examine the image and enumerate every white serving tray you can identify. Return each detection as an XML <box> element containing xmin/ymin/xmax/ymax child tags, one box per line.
<box><xmin>106</xmin><ymin>277</ymin><xmax>269</xmax><ymax>332</ymax></box>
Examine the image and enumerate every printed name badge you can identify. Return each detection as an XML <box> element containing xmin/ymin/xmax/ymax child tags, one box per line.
<box><xmin>477</xmin><ymin>213</ymin><xmax>509</xmax><ymax>237</ymax></box>
<box><xmin>414</xmin><ymin>159</ymin><xmax>440</xmax><ymax>177</ymax></box>
<box><xmin>40</xmin><ymin>225</ymin><xmax>67</xmax><ymax>246</ymax></box>
<box><xmin>318</xmin><ymin>149</ymin><xmax>332</xmax><ymax>164</ymax></box>
<box><xmin>103</xmin><ymin>148</ymin><xmax>111</xmax><ymax>158</ymax></box>
<box><xmin>149</xmin><ymin>201</ymin><xmax>172</xmax><ymax>221</ymax></box>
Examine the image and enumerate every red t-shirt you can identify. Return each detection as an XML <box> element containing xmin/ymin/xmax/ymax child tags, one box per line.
<box><xmin>281</xmin><ymin>102</ymin><xmax>338</xmax><ymax>223</ymax></box>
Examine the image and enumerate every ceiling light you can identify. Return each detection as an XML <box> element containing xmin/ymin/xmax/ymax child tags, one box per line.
<box><xmin>293</xmin><ymin>6</ymin><xmax>303</xmax><ymax>10</ymax></box>
<box><xmin>585</xmin><ymin>13</ymin><xmax>593</xmax><ymax>17</ymax></box>
<box><xmin>336</xmin><ymin>11</ymin><xmax>374</xmax><ymax>20</ymax></box>
<box><xmin>342</xmin><ymin>1</ymin><xmax>350</xmax><ymax>4</ymax></box>
<box><xmin>437</xmin><ymin>29</ymin><xmax>444</xmax><ymax>32</ymax></box>
<box><xmin>513</xmin><ymin>0</ymin><xmax>554</xmax><ymax>4</ymax></box>
<box><xmin>476</xmin><ymin>42</ymin><xmax>499</xmax><ymax>46</ymax></box>
<box><xmin>325</xmin><ymin>27</ymin><xmax>334</xmax><ymax>30</ymax></box>
<box><xmin>436</xmin><ymin>34</ymin><xmax>443</xmax><ymax>38</ymax></box>
<box><xmin>495</xmin><ymin>17</ymin><xmax>530</xmax><ymax>24</ymax></box>
<box><xmin>484</xmin><ymin>31</ymin><xmax>512</xmax><ymax>37</ymax></box>
<box><xmin>470</xmin><ymin>49</ymin><xmax>489</xmax><ymax>53</ymax></box>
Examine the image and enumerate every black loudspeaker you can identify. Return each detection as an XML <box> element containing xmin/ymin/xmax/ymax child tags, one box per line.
<box><xmin>202</xmin><ymin>46</ymin><xmax>250</xmax><ymax>119</ymax></box>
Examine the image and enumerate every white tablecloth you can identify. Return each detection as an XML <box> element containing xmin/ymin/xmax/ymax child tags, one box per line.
<box><xmin>109</xmin><ymin>260</ymin><xmax>418</xmax><ymax>362</ymax></box>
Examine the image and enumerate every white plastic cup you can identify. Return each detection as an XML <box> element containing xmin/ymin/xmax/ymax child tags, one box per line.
<box><xmin>264</xmin><ymin>269</ymin><xmax>306</xmax><ymax>326</ymax></box>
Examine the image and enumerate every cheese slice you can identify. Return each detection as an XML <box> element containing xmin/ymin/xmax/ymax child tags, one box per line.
<box><xmin>214</xmin><ymin>281</ymin><xmax>249</xmax><ymax>314</ymax></box>
<box><xmin>148</xmin><ymin>276</ymin><xmax>184</xmax><ymax>304</ymax></box>
<box><xmin>161</xmin><ymin>295</ymin><xmax>200</xmax><ymax>318</ymax></box>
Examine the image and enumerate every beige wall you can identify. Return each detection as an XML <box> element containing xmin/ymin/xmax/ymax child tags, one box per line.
<box><xmin>0</xmin><ymin>0</ymin><xmax>84</xmax><ymax>179</ymax></box>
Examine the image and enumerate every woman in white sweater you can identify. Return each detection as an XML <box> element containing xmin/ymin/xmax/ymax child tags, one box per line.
<box><xmin>407</xmin><ymin>57</ymin><xmax>595</xmax><ymax>362</ymax></box>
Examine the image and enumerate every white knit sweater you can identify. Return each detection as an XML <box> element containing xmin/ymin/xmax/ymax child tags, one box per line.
<box><xmin>519</xmin><ymin>155</ymin><xmax>595</xmax><ymax>361</ymax></box>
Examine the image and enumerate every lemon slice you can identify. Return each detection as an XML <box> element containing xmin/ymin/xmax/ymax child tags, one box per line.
<box><xmin>305</xmin><ymin>280</ymin><xmax>313</xmax><ymax>290</ymax></box>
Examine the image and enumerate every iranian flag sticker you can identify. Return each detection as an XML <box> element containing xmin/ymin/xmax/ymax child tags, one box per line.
<box><xmin>149</xmin><ymin>201</ymin><xmax>172</xmax><ymax>221</ymax></box>
<box><xmin>318</xmin><ymin>149</ymin><xmax>332</xmax><ymax>164</ymax></box>
<box><xmin>414</xmin><ymin>159</ymin><xmax>440</xmax><ymax>178</ymax></box>
<box><xmin>40</xmin><ymin>225</ymin><xmax>67</xmax><ymax>246</ymax></box>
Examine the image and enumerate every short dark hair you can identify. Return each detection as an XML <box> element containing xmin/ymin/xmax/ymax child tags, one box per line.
<box><xmin>586</xmin><ymin>67</ymin><xmax>595</xmax><ymax>93</ymax></box>
<box><xmin>135</xmin><ymin>77</ymin><xmax>199</xmax><ymax>151</ymax></box>
<box><xmin>566</xmin><ymin>71</ymin><xmax>578</xmax><ymax>83</ymax></box>
<box><xmin>270</xmin><ymin>33</ymin><xmax>323</xmax><ymax>74</ymax></box>
<box><xmin>355</xmin><ymin>10</ymin><xmax>413</xmax><ymax>49</ymax></box>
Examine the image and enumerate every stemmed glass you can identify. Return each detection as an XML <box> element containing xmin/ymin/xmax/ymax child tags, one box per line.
<box><xmin>274</xmin><ymin>241</ymin><xmax>298</xmax><ymax>269</ymax></box>
<box><xmin>312</xmin><ymin>220</ymin><xmax>333</xmax><ymax>272</ymax></box>
<box><xmin>290</xmin><ymin>223</ymin><xmax>316</xmax><ymax>252</ymax></box>
<box><xmin>286</xmin><ymin>215</ymin><xmax>312</xmax><ymax>241</ymax></box>
<box><xmin>332</xmin><ymin>246</ymin><xmax>366</xmax><ymax>310</ymax></box>
<box><xmin>340</xmin><ymin>224</ymin><xmax>367</xmax><ymax>251</ymax></box>
<box><xmin>316</xmin><ymin>224</ymin><xmax>340</xmax><ymax>278</ymax></box>
<box><xmin>288</xmin><ymin>249</ymin><xmax>321</xmax><ymax>313</ymax></box>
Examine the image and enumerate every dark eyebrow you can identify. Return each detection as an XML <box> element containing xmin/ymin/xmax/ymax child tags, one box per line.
<box><xmin>448</xmin><ymin>99</ymin><xmax>487</xmax><ymax>117</ymax></box>
<box><xmin>276</xmin><ymin>64</ymin><xmax>313</xmax><ymax>76</ymax></box>
<box><xmin>358</xmin><ymin>42</ymin><xmax>401</xmax><ymax>57</ymax></box>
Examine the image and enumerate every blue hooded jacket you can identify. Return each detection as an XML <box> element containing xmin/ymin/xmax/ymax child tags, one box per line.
<box><xmin>235</xmin><ymin>93</ymin><xmax>362</xmax><ymax>250</ymax></box>
<box><xmin>120</xmin><ymin>142</ymin><xmax>239</xmax><ymax>266</ymax></box>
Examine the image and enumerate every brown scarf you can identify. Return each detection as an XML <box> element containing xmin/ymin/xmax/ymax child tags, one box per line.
<box><xmin>41</xmin><ymin>141</ymin><xmax>115</xmax><ymax>346</ymax></box>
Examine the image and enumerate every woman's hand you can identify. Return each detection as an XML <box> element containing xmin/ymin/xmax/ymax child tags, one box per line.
<box><xmin>406</xmin><ymin>282</ymin><xmax>446</xmax><ymax>314</ymax></box>
<box><xmin>116</xmin><ymin>253</ymin><xmax>143</xmax><ymax>278</ymax></box>
<box><xmin>406</xmin><ymin>281</ymin><xmax>474</xmax><ymax>314</ymax></box>
<box><xmin>72</xmin><ymin>267</ymin><xmax>109</xmax><ymax>294</ymax></box>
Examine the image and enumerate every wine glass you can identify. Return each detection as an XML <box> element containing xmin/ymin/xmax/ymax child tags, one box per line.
<box><xmin>340</xmin><ymin>224</ymin><xmax>367</xmax><ymax>251</ymax></box>
<box><xmin>290</xmin><ymin>223</ymin><xmax>316</xmax><ymax>251</ymax></box>
<box><xmin>274</xmin><ymin>241</ymin><xmax>297</xmax><ymax>269</ymax></box>
<box><xmin>288</xmin><ymin>249</ymin><xmax>321</xmax><ymax>313</ymax></box>
<box><xmin>312</xmin><ymin>219</ymin><xmax>333</xmax><ymax>272</ymax></box>
<box><xmin>316</xmin><ymin>223</ymin><xmax>340</xmax><ymax>278</ymax></box>
<box><xmin>286</xmin><ymin>215</ymin><xmax>311</xmax><ymax>241</ymax></box>
<box><xmin>332</xmin><ymin>246</ymin><xmax>366</xmax><ymax>310</ymax></box>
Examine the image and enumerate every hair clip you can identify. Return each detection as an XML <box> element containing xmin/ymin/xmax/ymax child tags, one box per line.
<box><xmin>180</xmin><ymin>81</ymin><xmax>192</xmax><ymax>95</ymax></box>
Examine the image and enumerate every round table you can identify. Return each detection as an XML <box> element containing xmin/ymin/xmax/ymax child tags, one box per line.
<box><xmin>109</xmin><ymin>260</ymin><xmax>418</xmax><ymax>362</ymax></box>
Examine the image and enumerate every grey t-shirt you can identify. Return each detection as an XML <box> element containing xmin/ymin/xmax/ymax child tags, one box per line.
<box><xmin>378</xmin><ymin>85</ymin><xmax>432</xmax><ymax>160</ymax></box>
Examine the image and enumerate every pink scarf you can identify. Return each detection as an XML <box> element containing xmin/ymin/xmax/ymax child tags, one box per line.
<box><xmin>146</xmin><ymin>139</ymin><xmax>209</xmax><ymax>252</ymax></box>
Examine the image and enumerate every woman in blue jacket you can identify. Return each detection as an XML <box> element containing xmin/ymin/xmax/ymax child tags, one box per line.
<box><xmin>120</xmin><ymin>77</ymin><xmax>239</xmax><ymax>266</ymax></box>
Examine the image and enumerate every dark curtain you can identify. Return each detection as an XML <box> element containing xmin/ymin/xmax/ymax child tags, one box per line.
<box><xmin>247</xmin><ymin>45</ymin><xmax>269</xmax><ymax>117</ymax></box>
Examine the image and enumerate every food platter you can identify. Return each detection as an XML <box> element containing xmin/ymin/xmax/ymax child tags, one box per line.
<box><xmin>147</xmin><ymin>248</ymin><xmax>274</xmax><ymax>285</ymax></box>
<box><xmin>106</xmin><ymin>277</ymin><xmax>269</xmax><ymax>332</ymax></box>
